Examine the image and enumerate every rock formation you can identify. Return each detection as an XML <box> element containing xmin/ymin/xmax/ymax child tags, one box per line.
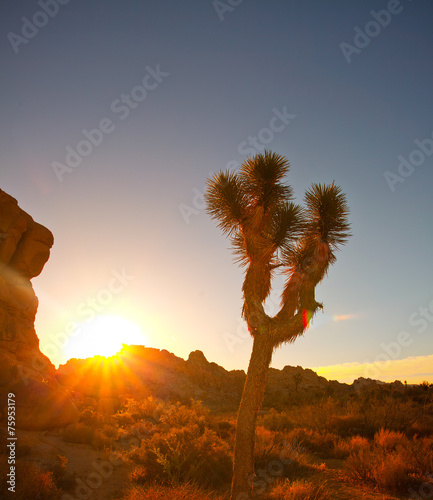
<box><xmin>57</xmin><ymin>345</ymin><xmax>351</xmax><ymax>412</ymax></box>
<box><xmin>57</xmin><ymin>345</ymin><xmax>247</xmax><ymax>412</ymax></box>
<box><xmin>0</xmin><ymin>189</ymin><xmax>79</xmax><ymax>429</ymax></box>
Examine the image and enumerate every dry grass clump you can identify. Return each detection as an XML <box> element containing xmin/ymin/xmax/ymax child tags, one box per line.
<box><xmin>333</xmin><ymin>434</ymin><xmax>370</xmax><ymax>458</ymax></box>
<box><xmin>374</xmin><ymin>428</ymin><xmax>408</xmax><ymax>450</ymax></box>
<box><xmin>117</xmin><ymin>482</ymin><xmax>225</xmax><ymax>500</ymax></box>
<box><xmin>285</xmin><ymin>428</ymin><xmax>337</xmax><ymax>456</ymax></box>
<box><xmin>267</xmin><ymin>478</ymin><xmax>330</xmax><ymax>500</ymax></box>
<box><xmin>126</xmin><ymin>423</ymin><xmax>232</xmax><ymax>489</ymax></box>
<box><xmin>116</xmin><ymin>396</ymin><xmax>165</xmax><ymax>424</ymax></box>
<box><xmin>349</xmin><ymin>395</ymin><xmax>423</xmax><ymax>437</ymax></box>
<box><xmin>345</xmin><ymin>447</ymin><xmax>411</xmax><ymax>492</ymax></box>
<box><xmin>79</xmin><ymin>408</ymin><xmax>105</xmax><ymax>427</ymax></box>
<box><xmin>253</xmin><ymin>425</ymin><xmax>318</xmax><ymax>493</ymax></box>
<box><xmin>259</xmin><ymin>408</ymin><xmax>295</xmax><ymax>431</ymax></box>
<box><xmin>0</xmin><ymin>456</ymin><xmax>61</xmax><ymax>500</ymax></box>
<box><xmin>62</xmin><ymin>422</ymin><xmax>112</xmax><ymax>450</ymax></box>
<box><xmin>344</xmin><ymin>430</ymin><xmax>433</xmax><ymax>493</ymax></box>
<box><xmin>160</xmin><ymin>400</ymin><xmax>210</xmax><ymax>429</ymax></box>
<box><xmin>118</xmin><ymin>397</ymin><xmax>231</xmax><ymax>489</ymax></box>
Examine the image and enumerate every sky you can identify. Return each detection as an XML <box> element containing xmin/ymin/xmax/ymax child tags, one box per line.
<box><xmin>1</xmin><ymin>0</ymin><xmax>432</xmax><ymax>384</ymax></box>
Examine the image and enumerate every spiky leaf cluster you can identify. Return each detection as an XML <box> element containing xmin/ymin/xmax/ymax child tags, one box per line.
<box><xmin>205</xmin><ymin>151</ymin><xmax>305</xmax><ymax>268</ymax></box>
<box><xmin>205</xmin><ymin>150</ymin><xmax>350</xmax><ymax>333</ymax></box>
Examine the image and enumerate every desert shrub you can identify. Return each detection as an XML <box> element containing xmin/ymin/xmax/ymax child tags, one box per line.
<box><xmin>268</xmin><ymin>478</ymin><xmax>331</xmax><ymax>500</ymax></box>
<box><xmin>411</xmin><ymin>436</ymin><xmax>433</xmax><ymax>475</ymax></box>
<box><xmin>326</xmin><ymin>414</ymin><xmax>363</xmax><ymax>436</ymax></box>
<box><xmin>101</xmin><ymin>423</ymin><xmax>119</xmax><ymax>439</ymax></box>
<box><xmin>214</xmin><ymin>419</ymin><xmax>234</xmax><ymax>439</ymax></box>
<box><xmin>120</xmin><ymin>396</ymin><xmax>165</xmax><ymax>422</ymax></box>
<box><xmin>115</xmin><ymin>397</ymin><xmax>210</xmax><ymax>431</ymax></box>
<box><xmin>160</xmin><ymin>400</ymin><xmax>210</xmax><ymax>430</ymax></box>
<box><xmin>253</xmin><ymin>426</ymin><xmax>316</xmax><ymax>485</ymax></box>
<box><xmin>374</xmin><ymin>428</ymin><xmax>408</xmax><ymax>450</ymax></box>
<box><xmin>79</xmin><ymin>408</ymin><xmax>104</xmax><ymax>427</ymax></box>
<box><xmin>117</xmin><ymin>420</ymin><xmax>156</xmax><ymax>446</ymax></box>
<box><xmin>129</xmin><ymin>465</ymin><xmax>148</xmax><ymax>484</ymax></box>
<box><xmin>114</xmin><ymin>411</ymin><xmax>135</xmax><ymax>427</ymax></box>
<box><xmin>216</xmin><ymin>419</ymin><xmax>233</xmax><ymax>431</ymax></box>
<box><xmin>118</xmin><ymin>483</ymin><xmax>225</xmax><ymax>500</ymax></box>
<box><xmin>408</xmin><ymin>420</ymin><xmax>433</xmax><ymax>438</ymax></box>
<box><xmin>259</xmin><ymin>409</ymin><xmax>295</xmax><ymax>432</ymax></box>
<box><xmin>0</xmin><ymin>456</ymin><xmax>61</xmax><ymax>499</ymax></box>
<box><xmin>285</xmin><ymin>428</ymin><xmax>337</xmax><ymax>456</ymax></box>
<box><xmin>333</xmin><ymin>435</ymin><xmax>370</xmax><ymax>458</ymax></box>
<box><xmin>137</xmin><ymin>395</ymin><xmax>166</xmax><ymax>420</ymax></box>
<box><xmin>127</xmin><ymin>424</ymin><xmax>232</xmax><ymax>488</ymax></box>
<box><xmin>91</xmin><ymin>429</ymin><xmax>112</xmax><ymax>450</ymax></box>
<box><xmin>255</xmin><ymin>426</ymin><xmax>279</xmax><ymax>461</ymax></box>
<box><xmin>350</xmin><ymin>394</ymin><xmax>421</xmax><ymax>437</ymax></box>
<box><xmin>345</xmin><ymin>447</ymin><xmax>374</xmax><ymax>484</ymax></box>
<box><xmin>346</xmin><ymin>446</ymin><xmax>417</xmax><ymax>492</ymax></box>
<box><xmin>51</xmin><ymin>454</ymin><xmax>75</xmax><ymax>491</ymax></box>
<box><xmin>373</xmin><ymin>451</ymin><xmax>413</xmax><ymax>491</ymax></box>
<box><xmin>287</xmin><ymin>397</ymin><xmax>366</xmax><ymax>437</ymax></box>
<box><xmin>63</xmin><ymin>423</ymin><xmax>94</xmax><ymax>444</ymax></box>
<box><xmin>344</xmin><ymin>436</ymin><xmax>428</xmax><ymax>493</ymax></box>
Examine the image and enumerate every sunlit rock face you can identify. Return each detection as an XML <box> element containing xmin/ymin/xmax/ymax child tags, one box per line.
<box><xmin>58</xmin><ymin>346</ymin><xmax>247</xmax><ymax>412</ymax></box>
<box><xmin>0</xmin><ymin>189</ymin><xmax>79</xmax><ymax>429</ymax></box>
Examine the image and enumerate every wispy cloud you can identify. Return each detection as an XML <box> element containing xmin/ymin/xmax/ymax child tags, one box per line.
<box><xmin>312</xmin><ymin>354</ymin><xmax>433</xmax><ymax>384</ymax></box>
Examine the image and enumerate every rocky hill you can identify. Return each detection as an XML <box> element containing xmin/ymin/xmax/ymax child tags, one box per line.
<box><xmin>57</xmin><ymin>344</ymin><xmax>357</xmax><ymax>413</ymax></box>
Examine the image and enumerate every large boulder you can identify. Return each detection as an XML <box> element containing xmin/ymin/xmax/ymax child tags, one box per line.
<box><xmin>0</xmin><ymin>190</ymin><xmax>54</xmax><ymax>365</ymax></box>
<box><xmin>0</xmin><ymin>189</ymin><xmax>79</xmax><ymax>429</ymax></box>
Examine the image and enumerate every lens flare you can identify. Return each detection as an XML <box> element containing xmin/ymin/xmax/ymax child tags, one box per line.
<box><xmin>333</xmin><ymin>313</ymin><xmax>358</xmax><ymax>322</ymax></box>
<box><xmin>302</xmin><ymin>309</ymin><xmax>313</xmax><ymax>329</ymax></box>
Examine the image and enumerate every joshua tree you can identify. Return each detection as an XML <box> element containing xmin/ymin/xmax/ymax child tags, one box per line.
<box><xmin>205</xmin><ymin>150</ymin><xmax>350</xmax><ymax>499</ymax></box>
<box><xmin>293</xmin><ymin>372</ymin><xmax>302</xmax><ymax>393</ymax></box>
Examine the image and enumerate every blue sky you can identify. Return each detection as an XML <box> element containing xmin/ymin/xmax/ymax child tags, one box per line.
<box><xmin>1</xmin><ymin>0</ymin><xmax>432</xmax><ymax>382</ymax></box>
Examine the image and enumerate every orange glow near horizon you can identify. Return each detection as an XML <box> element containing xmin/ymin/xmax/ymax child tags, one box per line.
<box><xmin>61</xmin><ymin>349</ymin><xmax>146</xmax><ymax>400</ymax></box>
<box><xmin>64</xmin><ymin>315</ymin><xmax>147</xmax><ymax>362</ymax></box>
<box><xmin>313</xmin><ymin>354</ymin><xmax>433</xmax><ymax>385</ymax></box>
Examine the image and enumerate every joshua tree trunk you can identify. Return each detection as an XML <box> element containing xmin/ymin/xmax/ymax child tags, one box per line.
<box><xmin>230</xmin><ymin>333</ymin><xmax>274</xmax><ymax>500</ymax></box>
<box><xmin>205</xmin><ymin>151</ymin><xmax>350</xmax><ymax>500</ymax></box>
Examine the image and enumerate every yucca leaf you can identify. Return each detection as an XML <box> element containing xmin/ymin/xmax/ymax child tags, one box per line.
<box><xmin>205</xmin><ymin>171</ymin><xmax>247</xmax><ymax>236</ymax></box>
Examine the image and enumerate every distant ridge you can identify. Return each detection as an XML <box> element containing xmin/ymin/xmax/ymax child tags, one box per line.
<box><xmin>56</xmin><ymin>345</ymin><xmax>406</xmax><ymax>413</ymax></box>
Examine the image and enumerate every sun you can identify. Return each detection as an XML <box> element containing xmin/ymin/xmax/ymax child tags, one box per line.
<box><xmin>64</xmin><ymin>315</ymin><xmax>146</xmax><ymax>361</ymax></box>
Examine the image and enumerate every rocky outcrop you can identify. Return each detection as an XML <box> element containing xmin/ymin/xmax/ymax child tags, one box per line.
<box><xmin>0</xmin><ymin>190</ymin><xmax>54</xmax><ymax>376</ymax></box>
<box><xmin>57</xmin><ymin>345</ymin><xmax>350</xmax><ymax>412</ymax></box>
<box><xmin>0</xmin><ymin>189</ymin><xmax>79</xmax><ymax>429</ymax></box>
<box><xmin>57</xmin><ymin>346</ymin><xmax>246</xmax><ymax>411</ymax></box>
